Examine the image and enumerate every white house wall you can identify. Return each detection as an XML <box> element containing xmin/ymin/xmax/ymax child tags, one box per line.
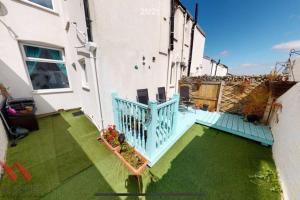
<box><xmin>190</xmin><ymin>27</ymin><xmax>205</xmax><ymax>76</ymax></box>
<box><xmin>270</xmin><ymin>83</ymin><xmax>300</xmax><ymax>200</ymax></box>
<box><xmin>215</xmin><ymin>65</ymin><xmax>228</xmax><ymax>76</ymax></box>
<box><xmin>200</xmin><ymin>57</ymin><xmax>228</xmax><ymax>76</ymax></box>
<box><xmin>201</xmin><ymin>57</ymin><xmax>213</xmax><ymax>75</ymax></box>
<box><xmin>168</xmin><ymin>6</ymin><xmax>205</xmax><ymax>95</ymax></box>
<box><xmin>89</xmin><ymin>0</ymin><xmax>171</xmax><ymax>127</ymax></box>
<box><xmin>0</xmin><ymin>0</ymin><xmax>92</xmax><ymax>115</ymax></box>
<box><xmin>168</xmin><ymin>7</ymin><xmax>188</xmax><ymax>97</ymax></box>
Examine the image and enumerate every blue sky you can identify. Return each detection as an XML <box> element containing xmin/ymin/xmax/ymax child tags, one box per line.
<box><xmin>181</xmin><ymin>0</ymin><xmax>300</xmax><ymax>75</ymax></box>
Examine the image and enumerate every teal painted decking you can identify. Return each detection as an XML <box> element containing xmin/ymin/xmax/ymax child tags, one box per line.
<box><xmin>178</xmin><ymin>110</ymin><xmax>274</xmax><ymax>146</ymax></box>
<box><xmin>112</xmin><ymin>94</ymin><xmax>274</xmax><ymax>167</ymax></box>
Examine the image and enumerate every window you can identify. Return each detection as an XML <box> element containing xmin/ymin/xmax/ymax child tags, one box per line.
<box><xmin>22</xmin><ymin>44</ymin><xmax>70</xmax><ymax>91</ymax></box>
<box><xmin>27</xmin><ymin>0</ymin><xmax>53</xmax><ymax>10</ymax></box>
<box><xmin>79</xmin><ymin>59</ymin><xmax>89</xmax><ymax>89</ymax></box>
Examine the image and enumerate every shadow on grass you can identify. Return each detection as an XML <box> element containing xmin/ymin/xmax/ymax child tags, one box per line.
<box><xmin>123</xmin><ymin>125</ymin><xmax>280</xmax><ymax>200</ymax></box>
<box><xmin>0</xmin><ymin>114</ymin><xmax>118</xmax><ymax>200</ymax></box>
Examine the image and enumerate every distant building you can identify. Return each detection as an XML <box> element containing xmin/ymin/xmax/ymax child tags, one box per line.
<box><xmin>192</xmin><ymin>56</ymin><xmax>228</xmax><ymax>76</ymax></box>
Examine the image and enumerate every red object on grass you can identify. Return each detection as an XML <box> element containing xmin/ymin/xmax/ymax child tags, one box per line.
<box><xmin>14</xmin><ymin>163</ymin><xmax>32</xmax><ymax>182</ymax></box>
<box><xmin>0</xmin><ymin>161</ymin><xmax>17</xmax><ymax>181</ymax></box>
<box><xmin>108</xmin><ymin>127</ymin><xmax>113</xmax><ymax>132</ymax></box>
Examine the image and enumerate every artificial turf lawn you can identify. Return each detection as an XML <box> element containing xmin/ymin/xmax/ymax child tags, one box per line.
<box><xmin>0</xmin><ymin>111</ymin><xmax>281</xmax><ymax>200</ymax></box>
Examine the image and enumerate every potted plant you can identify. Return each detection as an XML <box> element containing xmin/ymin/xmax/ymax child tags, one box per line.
<box><xmin>115</xmin><ymin>140</ymin><xmax>148</xmax><ymax>176</ymax></box>
<box><xmin>242</xmin><ymin>85</ymin><xmax>270</xmax><ymax>123</ymax></box>
<box><xmin>98</xmin><ymin>126</ymin><xmax>148</xmax><ymax>175</ymax></box>
<box><xmin>98</xmin><ymin>125</ymin><xmax>120</xmax><ymax>152</ymax></box>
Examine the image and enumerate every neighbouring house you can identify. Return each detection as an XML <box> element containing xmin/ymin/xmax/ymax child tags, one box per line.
<box><xmin>167</xmin><ymin>0</ymin><xmax>206</xmax><ymax>96</ymax></box>
<box><xmin>193</xmin><ymin>55</ymin><xmax>228</xmax><ymax>76</ymax></box>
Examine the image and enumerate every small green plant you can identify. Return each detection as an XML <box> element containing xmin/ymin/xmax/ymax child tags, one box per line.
<box><xmin>249</xmin><ymin>169</ymin><xmax>281</xmax><ymax>193</ymax></box>
<box><xmin>120</xmin><ymin>142</ymin><xmax>144</xmax><ymax>169</ymax></box>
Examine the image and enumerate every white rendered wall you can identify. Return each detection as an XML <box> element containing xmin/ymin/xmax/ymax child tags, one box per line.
<box><xmin>168</xmin><ymin>7</ymin><xmax>189</xmax><ymax>97</ymax></box>
<box><xmin>202</xmin><ymin>58</ymin><xmax>228</xmax><ymax>77</ymax></box>
<box><xmin>89</xmin><ymin>0</ymin><xmax>171</xmax><ymax>127</ymax></box>
<box><xmin>190</xmin><ymin>27</ymin><xmax>205</xmax><ymax>77</ymax></box>
<box><xmin>0</xmin><ymin>0</ymin><xmax>89</xmax><ymax>115</ymax></box>
<box><xmin>167</xmin><ymin>7</ymin><xmax>205</xmax><ymax>95</ymax></box>
<box><xmin>0</xmin><ymin>0</ymin><xmax>102</xmax><ymax>127</ymax></box>
<box><xmin>270</xmin><ymin>83</ymin><xmax>300</xmax><ymax>200</ymax></box>
<box><xmin>215</xmin><ymin>65</ymin><xmax>228</xmax><ymax>76</ymax></box>
<box><xmin>200</xmin><ymin>57</ymin><xmax>213</xmax><ymax>75</ymax></box>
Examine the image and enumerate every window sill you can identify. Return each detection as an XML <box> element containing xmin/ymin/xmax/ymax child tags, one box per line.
<box><xmin>32</xmin><ymin>88</ymin><xmax>73</xmax><ymax>95</ymax></box>
<box><xmin>15</xmin><ymin>0</ymin><xmax>59</xmax><ymax>16</ymax></box>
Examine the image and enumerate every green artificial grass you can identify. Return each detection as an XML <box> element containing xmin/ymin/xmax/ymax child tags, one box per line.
<box><xmin>0</xmin><ymin>111</ymin><xmax>281</xmax><ymax>200</ymax></box>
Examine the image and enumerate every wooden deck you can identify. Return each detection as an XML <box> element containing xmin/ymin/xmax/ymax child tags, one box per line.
<box><xmin>178</xmin><ymin>110</ymin><xmax>274</xmax><ymax>146</ymax></box>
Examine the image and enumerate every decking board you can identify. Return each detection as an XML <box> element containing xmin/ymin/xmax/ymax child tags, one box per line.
<box><xmin>195</xmin><ymin>110</ymin><xmax>273</xmax><ymax>145</ymax></box>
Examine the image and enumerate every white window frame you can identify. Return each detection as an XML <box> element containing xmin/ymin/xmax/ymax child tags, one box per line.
<box><xmin>18</xmin><ymin>0</ymin><xmax>57</xmax><ymax>14</ymax></box>
<box><xmin>79</xmin><ymin>58</ymin><xmax>90</xmax><ymax>90</ymax></box>
<box><xmin>20</xmin><ymin>43</ymin><xmax>72</xmax><ymax>94</ymax></box>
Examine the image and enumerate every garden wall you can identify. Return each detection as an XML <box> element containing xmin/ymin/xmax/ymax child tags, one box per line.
<box><xmin>179</xmin><ymin>76</ymin><xmax>271</xmax><ymax>119</ymax></box>
<box><xmin>270</xmin><ymin>82</ymin><xmax>300</xmax><ymax>200</ymax></box>
<box><xmin>219</xmin><ymin>80</ymin><xmax>270</xmax><ymax>119</ymax></box>
<box><xmin>179</xmin><ymin>75</ymin><xmax>295</xmax><ymax>122</ymax></box>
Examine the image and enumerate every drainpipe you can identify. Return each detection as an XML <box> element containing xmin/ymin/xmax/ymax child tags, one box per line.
<box><xmin>169</xmin><ymin>0</ymin><xmax>175</xmax><ymax>51</ymax></box>
<box><xmin>214</xmin><ymin>59</ymin><xmax>220</xmax><ymax>76</ymax></box>
<box><xmin>210</xmin><ymin>59</ymin><xmax>214</xmax><ymax>76</ymax></box>
<box><xmin>90</xmin><ymin>48</ymin><xmax>105</xmax><ymax>132</ymax></box>
<box><xmin>187</xmin><ymin>3</ymin><xmax>198</xmax><ymax>77</ymax></box>
<box><xmin>166</xmin><ymin>0</ymin><xmax>175</xmax><ymax>96</ymax></box>
<box><xmin>180</xmin><ymin>12</ymin><xmax>187</xmax><ymax>78</ymax></box>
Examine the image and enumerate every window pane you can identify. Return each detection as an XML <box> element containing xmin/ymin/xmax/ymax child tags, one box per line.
<box><xmin>26</xmin><ymin>61</ymin><xmax>69</xmax><ymax>90</ymax></box>
<box><xmin>24</xmin><ymin>45</ymin><xmax>62</xmax><ymax>60</ymax></box>
<box><xmin>28</xmin><ymin>0</ymin><xmax>53</xmax><ymax>9</ymax></box>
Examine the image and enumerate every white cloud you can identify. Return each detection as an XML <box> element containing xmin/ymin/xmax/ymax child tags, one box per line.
<box><xmin>272</xmin><ymin>40</ymin><xmax>300</xmax><ymax>51</ymax></box>
<box><xmin>240</xmin><ymin>63</ymin><xmax>259</xmax><ymax>67</ymax></box>
<box><xmin>219</xmin><ymin>50</ymin><xmax>230</xmax><ymax>56</ymax></box>
<box><xmin>232</xmin><ymin>62</ymin><xmax>274</xmax><ymax>75</ymax></box>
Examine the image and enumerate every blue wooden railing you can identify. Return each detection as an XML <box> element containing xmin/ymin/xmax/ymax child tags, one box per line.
<box><xmin>112</xmin><ymin>93</ymin><xmax>179</xmax><ymax>166</ymax></box>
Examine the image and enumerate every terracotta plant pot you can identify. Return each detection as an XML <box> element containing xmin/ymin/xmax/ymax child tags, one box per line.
<box><xmin>97</xmin><ymin>131</ymin><xmax>120</xmax><ymax>152</ymax></box>
<box><xmin>114</xmin><ymin>147</ymin><xmax>148</xmax><ymax>176</ymax></box>
<box><xmin>97</xmin><ymin>131</ymin><xmax>148</xmax><ymax>175</ymax></box>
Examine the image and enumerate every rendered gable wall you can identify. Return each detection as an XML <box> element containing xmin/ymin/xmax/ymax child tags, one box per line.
<box><xmin>270</xmin><ymin>82</ymin><xmax>300</xmax><ymax>200</ymax></box>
